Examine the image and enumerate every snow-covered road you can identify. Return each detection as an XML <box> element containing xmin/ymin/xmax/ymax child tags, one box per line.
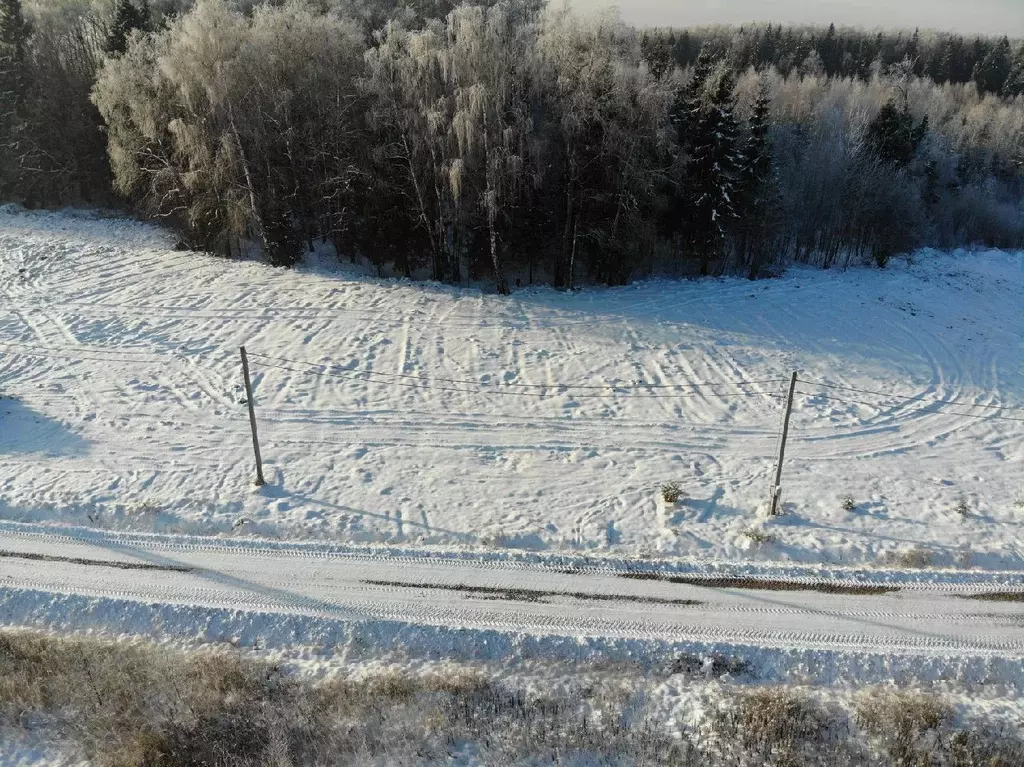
<box><xmin>1</xmin><ymin>523</ymin><xmax>1023</xmax><ymax>658</ymax></box>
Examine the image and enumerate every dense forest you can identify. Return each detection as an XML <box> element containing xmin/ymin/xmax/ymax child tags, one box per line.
<box><xmin>1</xmin><ymin>0</ymin><xmax>1022</xmax><ymax>289</ymax></box>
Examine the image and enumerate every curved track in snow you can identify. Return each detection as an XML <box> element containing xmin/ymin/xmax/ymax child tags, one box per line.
<box><xmin>0</xmin><ymin>207</ymin><xmax>1021</xmax><ymax>568</ymax></box>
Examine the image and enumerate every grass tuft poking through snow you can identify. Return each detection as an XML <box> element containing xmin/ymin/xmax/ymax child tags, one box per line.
<box><xmin>710</xmin><ymin>687</ymin><xmax>855</xmax><ymax>766</ymax></box>
<box><xmin>856</xmin><ymin>689</ymin><xmax>954</xmax><ymax>766</ymax></box>
<box><xmin>661</xmin><ymin>482</ymin><xmax>683</xmax><ymax>505</ymax></box>
<box><xmin>742</xmin><ymin>528</ymin><xmax>777</xmax><ymax>545</ymax></box>
<box><xmin>956</xmin><ymin>496</ymin><xmax>970</xmax><ymax>517</ymax></box>
<box><xmin>887</xmin><ymin>547</ymin><xmax>935</xmax><ymax>569</ymax></box>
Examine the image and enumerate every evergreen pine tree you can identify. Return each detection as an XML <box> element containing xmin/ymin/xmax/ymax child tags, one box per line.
<box><xmin>866</xmin><ymin>100</ymin><xmax>928</xmax><ymax>167</ymax></box>
<box><xmin>685</xmin><ymin>68</ymin><xmax>741</xmax><ymax>275</ymax></box>
<box><xmin>664</xmin><ymin>45</ymin><xmax>713</xmax><ymax>243</ymax></box>
<box><xmin>641</xmin><ymin>31</ymin><xmax>672</xmax><ymax>81</ymax></box>
<box><xmin>1003</xmin><ymin>43</ymin><xmax>1024</xmax><ymax>97</ymax></box>
<box><xmin>105</xmin><ymin>0</ymin><xmax>149</xmax><ymax>56</ymax></box>
<box><xmin>819</xmin><ymin>22</ymin><xmax>840</xmax><ymax>76</ymax></box>
<box><xmin>907</xmin><ymin>28</ymin><xmax>923</xmax><ymax>76</ymax></box>
<box><xmin>0</xmin><ymin>0</ymin><xmax>28</xmax><ymax>195</ymax></box>
<box><xmin>935</xmin><ymin>37</ymin><xmax>953</xmax><ymax>83</ymax></box>
<box><xmin>735</xmin><ymin>79</ymin><xmax>775</xmax><ymax>278</ymax></box>
<box><xmin>669</xmin><ymin>45</ymin><xmax>714</xmax><ymax>151</ymax></box>
<box><xmin>972</xmin><ymin>36</ymin><xmax>1011</xmax><ymax>95</ymax></box>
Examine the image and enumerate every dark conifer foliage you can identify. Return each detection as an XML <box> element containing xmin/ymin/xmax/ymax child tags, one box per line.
<box><xmin>866</xmin><ymin>101</ymin><xmax>928</xmax><ymax>168</ymax></box>
<box><xmin>734</xmin><ymin>80</ymin><xmax>774</xmax><ymax>279</ymax></box>
<box><xmin>684</xmin><ymin>68</ymin><xmax>741</xmax><ymax>275</ymax></box>
<box><xmin>662</xmin><ymin>23</ymin><xmax>1021</xmax><ymax>94</ymax></box>
<box><xmin>105</xmin><ymin>0</ymin><xmax>149</xmax><ymax>56</ymax></box>
<box><xmin>0</xmin><ymin>0</ymin><xmax>28</xmax><ymax>195</ymax></box>
<box><xmin>973</xmin><ymin>36</ymin><xmax>1013</xmax><ymax>96</ymax></box>
<box><xmin>1005</xmin><ymin>44</ymin><xmax>1024</xmax><ymax>98</ymax></box>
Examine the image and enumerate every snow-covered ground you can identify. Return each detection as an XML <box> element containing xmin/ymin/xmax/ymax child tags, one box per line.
<box><xmin>3</xmin><ymin>523</ymin><xmax>1024</xmax><ymax>678</ymax></box>
<box><xmin>0</xmin><ymin>206</ymin><xmax>1021</xmax><ymax>567</ymax></box>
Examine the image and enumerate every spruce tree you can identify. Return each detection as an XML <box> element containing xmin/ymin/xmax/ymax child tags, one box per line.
<box><xmin>685</xmin><ymin>68</ymin><xmax>741</xmax><ymax>275</ymax></box>
<box><xmin>1004</xmin><ymin>43</ymin><xmax>1024</xmax><ymax>98</ymax></box>
<box><xmin>105</xmin><ymin>0</ymin><xmax>149</xmax><ymax>56</ymax></box>
<box><xmin>0</xmin><ymin>0</ymin><xmax>28</xmax><ymax>195</ymax></box>
<box><xmin>669</xmin><ymin>45</ymin><xmax>714</xmax><ymax>152</ymax></box>
<box><xmin>735</xmin><ymin>79</ymin><xmax>774</xmax><ymax>278</ymax></box>
<box><xmin>664</xmin><ymin>46</ymin><xmax>712</xmax><ymax>245</ymax></box>
<box><xmin>819</xmin><ymin>22</ymin><xmax>840</xmax><ymax>76</ymax></box>
<box><xmin>641</xmin><ymin>32</ymin><xmax>672</xmax><ymax>81</ymax></box>
<box><xmin>866</xmin><ymin>100</ymin><xmax>927</xmax><ymax>167</ymax></box>
<box><xmin>972</xmin><ymin>36</ymin><xmax>1012</xmax><ymax>95</ymax></box>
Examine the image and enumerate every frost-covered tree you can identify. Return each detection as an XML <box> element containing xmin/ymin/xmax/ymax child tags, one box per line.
<box><xmin>440</xmin><ymin>2</ymin><xmax>539</xmax><ymax>293</ymax></box>
<box><xmin>94</xmin><ymin>0</ymin><xmax>367</xmax><ymax>262</ymax></box>
<box><xmin>11</xmin><ymin>5</ymin><xmax>110</xmax><ymax>205</ymax></box>
<box><xmin>537</xmin><ymin>8</ymin><xmax>670</xmax><ymax>286</ymax></box>
<box><xmin>364</xmin><ymin>18</ymin><xmax>463</xmax><ymax>282</ymax></box>
<box><xmin>31</xmin><ymin>4</ymin><xmax>1020</xmax><ymax>275</ymax></box>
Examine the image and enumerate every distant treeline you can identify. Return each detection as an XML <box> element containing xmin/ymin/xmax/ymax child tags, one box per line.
<box><xmin>655</xmin><ymin>24</ymin><xmax>1024</xmax><ymax>97</ymax></box>
<box><xmin>1</xmin><ymin>0</ymin><xmax>1022</xmax><ymax>290</ymax></box>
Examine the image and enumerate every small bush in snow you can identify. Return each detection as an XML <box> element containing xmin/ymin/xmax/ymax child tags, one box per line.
<box><xmin>856</xmin><ymin>689</ymin><xmax>953</xmax><ymax>766</ymax></box>
<box><xmin>955</xmin><ymin>496</ymin><xmax>969</xmax><ymax>517</ymax></box>
<box><xmin>891</xmin><ymin>548</ymin><xmax>934</xmax><ymax>569</ymax></box>
<box><xmin>840</xmin><ymin>495</ymin><xmax>856</xmax><ymax>512</ymax></box>
<box><xmin>661</xmin><ymin>482</ymin><xmax>683</xmax><ymax>504</ymax></box>
<box><xmin>742</xmin><ymin>528</ymin><xmax>776</xmax><ymax>545</ymax></box>
<box><xmin>713</xmin><ymin>687</ymin><xmax>848</xmax><ymax>766</ymax></box>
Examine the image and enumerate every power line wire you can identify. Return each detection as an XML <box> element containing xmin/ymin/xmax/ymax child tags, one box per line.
<box><xmin>792</xmin><ymin>389</ymin><xmax>1024</xmax><ymax>423</ymax></box>
<box><xmin>797</xmin><ymin>377</ymin><xmax>1024</xmax><ymax>412</ymax></box>
<box><xmin>248</xmin><ymin>351</ymin><xmax>783</xmax><ymax>392</ymax></box>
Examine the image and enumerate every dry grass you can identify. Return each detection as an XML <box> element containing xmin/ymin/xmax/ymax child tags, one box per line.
<box><xmin>2</xmin><ymin>630</ymin><xmax>1023</xmax><ymax>766</ymax></box>
<box><xmin>957</xmin><ymin>591</ymin><xmax>1024</xmax><ymax>602</ymax></box>
<box><xmin>841</xmin><ymin>494</ymin><xmax>857</xmax><ymax>512</ymax></box>
<box><xmin>889</xmin><ymin>547</ymin><xmax>935</xmax><ymax>568</ymax></box>
<box><xmin>742</xmin><ymin>528</ymin><xmax>777</xmax><ymax>544</ymax></box>
<box><xmin>710</xmin><ymin>687</ymin><xmax>857</xmax><ymax>766</ymax></box>
<box><xmin>0</xmin><ymin>630</ymin><xmax>689</xmax><ymax>766</ymax></box>
<box><xmin>856</xmin><ymin>689</ymin><xmax>953</xmax><ymax>766</ymax></box>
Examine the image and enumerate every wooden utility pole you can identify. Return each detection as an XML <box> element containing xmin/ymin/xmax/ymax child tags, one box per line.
<box><xmin>240</xmin><ymin>346</ymin><xmax>265</xmax><ymax>486</ymax></box>
<box><xmin>769</xmin><ymin>372</ymin><xmax>798</xmax><ymax>516</ymax></box>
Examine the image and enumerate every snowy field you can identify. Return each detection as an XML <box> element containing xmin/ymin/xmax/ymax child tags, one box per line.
<box><xmin>0</xmin><ymin>206</ymin><xmax>1021</xmax><ymax>567</ymax></box>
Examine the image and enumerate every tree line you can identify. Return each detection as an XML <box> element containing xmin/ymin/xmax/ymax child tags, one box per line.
<box><xmin>653</xmin><ymin>24</ymin><xmax>1024</xmax><ymax>98</ymax></box>
<box><xmin>1</xmin><ymin>0</ymin><xmax>1022</xmax><ymax>291</ymax></box>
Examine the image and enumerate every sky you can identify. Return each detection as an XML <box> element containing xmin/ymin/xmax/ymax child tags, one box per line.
<box><xmin>574</xmin><ymin>0</ymin><xmax>1024</xmax><ymax>37</ymax></box>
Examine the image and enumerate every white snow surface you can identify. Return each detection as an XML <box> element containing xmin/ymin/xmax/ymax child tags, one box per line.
<box><xmin>0</xmin><ymin>205</ymin><xmax>1022</xmax><ymax>568</ymax></box>
<box><xmin>1</xmin><ymin>523</ymin><xmax>1024</xmax><ymax>689</ymax></box>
